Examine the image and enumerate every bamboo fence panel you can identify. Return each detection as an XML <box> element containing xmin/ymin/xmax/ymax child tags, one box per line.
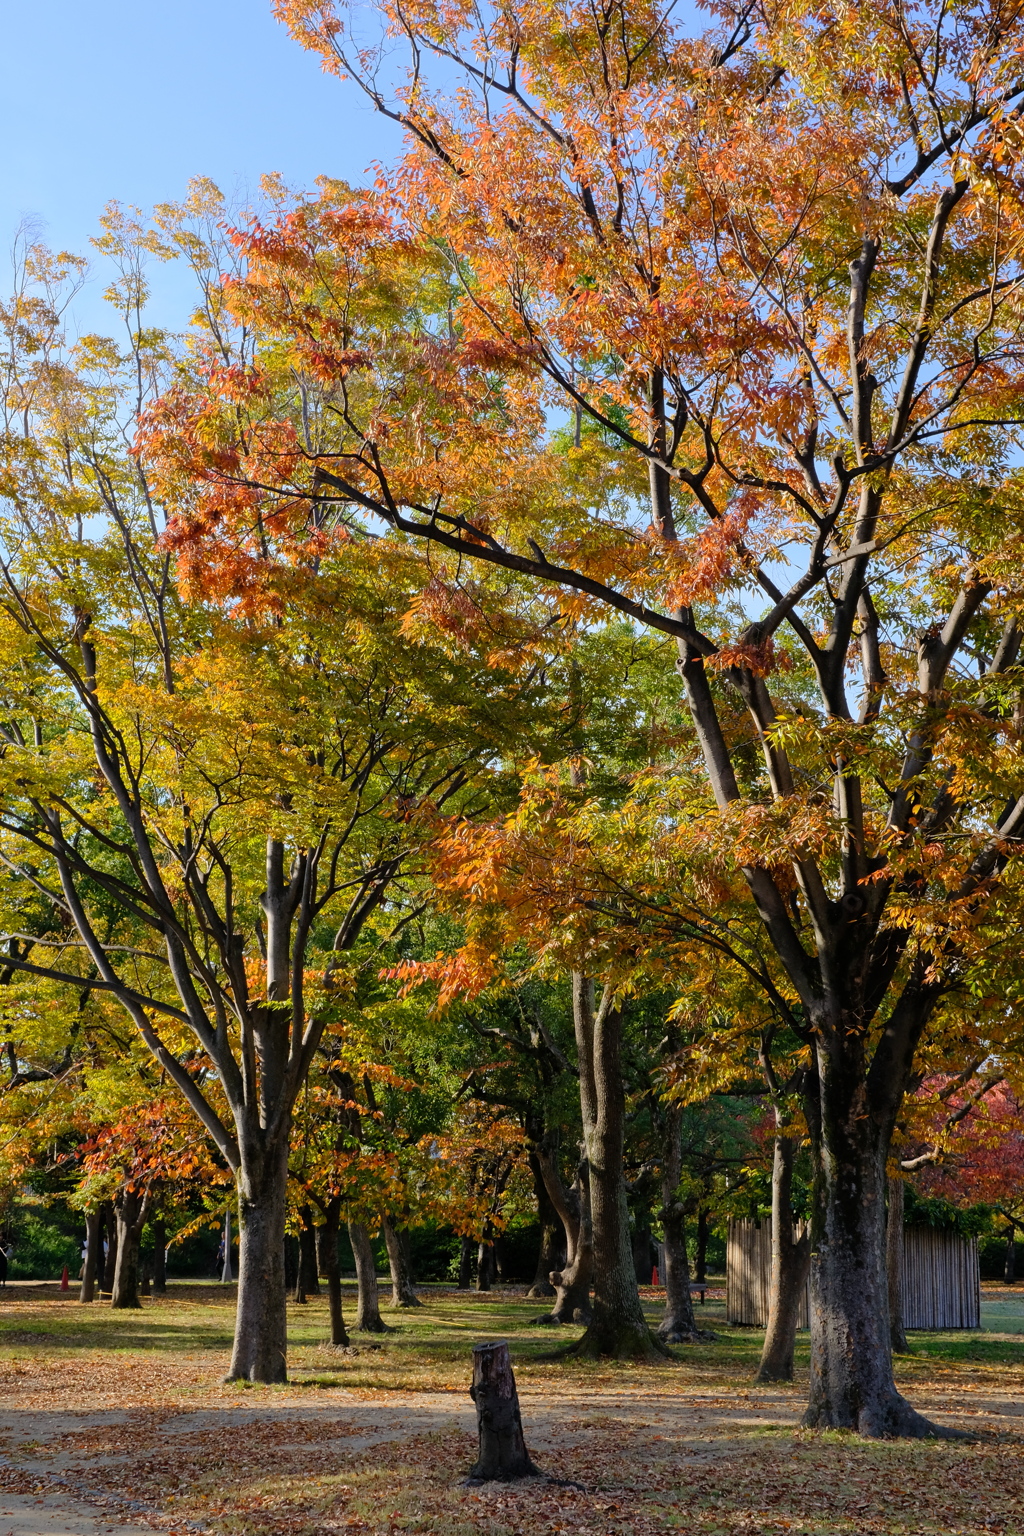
<box><xmin>726</xmin><ymin>1219</ymin><xmax>979</xmax><ymax>1330</ymax></box>
<box><xmin>900</xmin><ymin>1226</ymin><xmax>980</xmax><ymax>1330</ymax></box>
<box><xmin>726</xmin><ymin>1218</ymin><xmax>809</xmax><ymax>1328</ymax></box>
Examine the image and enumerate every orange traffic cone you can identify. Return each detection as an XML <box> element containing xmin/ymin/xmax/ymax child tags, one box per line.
<box><xmin>60</xmin><ymin>1265</ymin><xmax>69</xmax><ymax>1291</ymax></box>
<box><xmin>651</xmin><ymin>1264</ymin><xmax>659</xmax><ymax>1287</ymax></box>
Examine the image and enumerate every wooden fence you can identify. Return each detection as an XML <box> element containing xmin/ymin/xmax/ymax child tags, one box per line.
<box><xmin>726</xmin><ymin>1219</ymin><xmax>979</xmax><ymax>1330</ymax></box>
<box><xmin>901</xmin><ymin>1225</ymin><xmax>980</xmax><ymax>1329</ymax></box>
<box><xmin>726</xmin><ymin>1219</ymin><xmax>809</xmax><ymax>1328</ymax></box>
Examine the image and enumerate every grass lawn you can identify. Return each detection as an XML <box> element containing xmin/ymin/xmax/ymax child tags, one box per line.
<box><xmin>0</xmin><ymin>1279</ymin><xmax>1021</xmax><ymax>1535</ymax></box>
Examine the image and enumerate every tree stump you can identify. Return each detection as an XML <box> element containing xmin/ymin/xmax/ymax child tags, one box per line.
<box><xmin>467</xmin><ymin>1342</ymin><xmax>538</xmax><ymax>1481</ymax></box>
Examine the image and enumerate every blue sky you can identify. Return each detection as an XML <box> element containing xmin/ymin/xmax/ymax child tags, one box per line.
<box><xmin>1</xmin><ymin>0</ymin><xmax>402</xmax><ymax>329</ymax></box>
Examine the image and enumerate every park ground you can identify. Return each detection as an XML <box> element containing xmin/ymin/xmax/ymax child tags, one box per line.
<box><xmin>0</xmin><ymin>1282</ymin><xmax>1022</xmax><ymax>1536</ymax></box>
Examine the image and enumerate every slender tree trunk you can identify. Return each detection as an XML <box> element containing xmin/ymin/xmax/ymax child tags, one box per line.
<box><xmin>756</xmin><ymin>1130</ymin><xmax>811</xmax><ymax>1381</ymax></box>
<box><xmin>349</xmin><ymin>1221</ymin><xmax>388</xmax><ymax>1332</ymax></box>
<box><xmin>632</xmin><ymin>1218</ymin><xmax>654</xmax><ymax>1285</ymax></box>
<box><xmin>381</xmin><ymin>1214</ymin><xmax>421</xmax><ymax>1307</ymax></box>
<box><xmin>569</xmin><ymin>976</ymin><xmax>666</xmax><ymax>1359</ymax></box>
<box><xmin>315</xmin><ymin>1201</ymin><xmax>349</xmax><ymax>1346</ymax></box>
<box><xmin>111</xmin><ymin>1189</ymin><xmax>148</xmax><ymax>1309</ymax></box>
<box><xmin>695</xmin><ymin>1207</ymin><xmax>709</xmax><ymax>1283</ymax></box>
<box><xmin>458</xmin><ymin>1234</ymin><xmax>474</xmax><ymax>1289</ymax></box>
<box><xmin>101</xmin><ymin>1203</ymin><xmax>118</xmax><ymax>1296</ymax></box>
<box><xmin>79</xmin><ymin>1209</ymin><xmax>100</xmax><ymax>1304</ymax></box>
<box><xmin>531</xmin><ymin>1140</ymin><xmax>592</xmax><ymax>1323</ymax></box>
<box><xmin>294</xmin><ymin>1206</ymin><xmax>319</xmax><ymax>1303</ymax></box>
<box><xmin>658</xmin><ymin>1103</ymin><xmax>702</xmax><ymax>1343</ymax></box>
<box><xmin>152</xmin><ymin>1216</ymin><xmax>166</xmax><ymax>1294</ymax></box>
<box><xmin>227</xmin><ymin>1139</ymin><xmax>290</xmax><ymax>1383</ymax></box>
<box><xmin>887</xmin><ymin>1177</ymin><xmax>909</xmax><ymax>1354</ymax></box>
<box><xmin>526</xmin><ymin>1151</ymin><xmax>559</xmax><ymax>1299</ymax></box>
<box><xmin>221</xmin><ymin>1211</ymin><xmax>234</xmax><ymax>1283</ymax></box>
<box><xmin>802</xmin><ymin>1043</ymin><xmax>943</xmax><ymax>1436</ymax></box>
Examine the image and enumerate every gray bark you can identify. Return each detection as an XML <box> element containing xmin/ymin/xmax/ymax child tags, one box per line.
<box><xmin>227</xmin><ymin>1141</ymin><xmax>289</xmax><ymax>1382</ymax></box>
<box><xmin>569</xmin><ymin>976</ymin><xmax>665</xmax><ymax>1359</ymax></box>
<box><xmin>315</xmin><ymin>1201</ymin><xmax>349</xmax><ymax>1346</ymax></box>
<box><xmin>152</xmin><ymin>1216</ymin><xmax>166</xmax><ymax>1293</ymax></box>
<box><xmin>79</xmin><ymin>1209</ymin><xmax>100</xmax><ymax>1304</ymax></box>
<box><xmin>382</xmin><ymin>1214</ymin><xmax>421</xmax><ymax>1307</ymax></box>
<box><xmin>887</xmin><ymin>1177</ymin><xmax>909</xmax><ymax>1354</ymax></box>
<box><xmin>100</xmin><ymin>1202</ymin><xmax>118</xmax><ymax>1295</ymax></box>
<box><xmin>657</xmin><ymin>1103</ymin><xmax>702</xmax><ymax>1343</ymax></box>
<box><xmin>756</xmin><ymin>1131</ymin><xmax>811</xmax><ymax>1381</ymax></box>
<box><xmin>111</xmin><ymin>1188</ymin><xmax>148</xmax><ymax>1309</ymax></box>
<box><xmin>349</xmin><ymin>1221</ymin><xmax>388</xmax><ymax>1332</ymax></box>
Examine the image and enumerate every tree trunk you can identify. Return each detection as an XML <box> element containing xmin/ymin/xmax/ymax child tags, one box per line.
<box><xmin>756</xmin><ymin>1130</ymin><xmax>811</xmax><ymax>1381</ymax></box>
<box><xmin>221</xmin><ymin>1210</ymin><xmax>235</xmax><ymax>1283</ymax></box>
<box><xmin>349</xmin><ymin>1220</ymin><xmax>388</xmax><ymax>1332</ymax></box>
<box><xmin>79</xmin><ymin>1209</ymin><xmax>100</xmax><ymax>1304</ymax></box>
<box><xmin>381</xmin><ymin>1214</ymin><xmax>421</xmax><ymax>1307</ymax></box>
<box><xmin>315</xmin><ymin>1201</ymin><xmax>349</xmax><ymax>1346</ymax></box>
<box><xmin>294</xmin><ymin>1206</ymin><xmax>319</xmax><ymax>1302</ymax></box>
<box><xmin>530</xmin><ymin>1138</ymin><xmax>592</xmax><ymax>1323</ymax></box>
<box><xmin>457</xmin><ymin>1234</ymin><xmax>474</xmax><ymax>1288</ymax></box>
<box><xmin>467</xmin><ymin>1342</ymin><xmax>538</xmax><ymax>1481</ymax></box>
<box><xmin>111</xmin><ymin>1188</ymin><xmax>148</xmax><ymax>1309</ymax></box>
<box><xmin>152</xmin><ymin>1216</ymin><xmax>166</xmax><ymax>1294</ymax></box>
<box><xmin>887</xmin><ymin>1177</ymin><xmax>909</xmax><ymax>1354</ymax></box>
<box><xmin>802</xmin><ymin>1044</ymin><xmax>943</xmax><ymax>1436</ymax></box>
<box><xmin>695</xmin><ymin>1207</ymin><xmax>709</xmax><ymax>1284</ymax></box>
<box><xmin>100</xmin><ymin>1202</ymin><xmax>118</xmax><ymax>1296</ymax></box>
<box><xmin>632</xmin><ymin>1220</ymin><xmax>654</xmax><ymax>1285</ymax></box>
<box><xmin>526</xmin><ymin>1151</ymin><xmax>559</xmax><ymax>1299</ymax></box>
<box><xmin>477</xmin><ymin>1240</ymin><xmax>494</xmax><ymax>1291</ymax></box>
<box><xmin>658</xmin><ymin>1103</ymin><xmax>702</xmax><ymax>1343</ymax></box>
<box><xmin>568</xmin><ymin>976</ymin><xmax>666</xmax><ymax>1359</ymax></box>
<box><xmin>227</xmin><ymin>1140</ymin><xmax>290</xmax><ymax>1383</ymax></box>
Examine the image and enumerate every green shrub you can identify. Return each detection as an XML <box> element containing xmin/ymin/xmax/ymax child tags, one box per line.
<box><xmin>7</xmin><ymin>1212</ymin><xmax>81</xmax><ymax>1280</ymax></box>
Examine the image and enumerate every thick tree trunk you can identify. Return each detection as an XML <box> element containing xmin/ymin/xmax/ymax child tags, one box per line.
<box><xmin>315</xmin><ymin>1202</ymin><xmax>349</xmax><ymax>1346</ymax></box>
<box><xmin>227</xmin><ymin>1140</ymin><xmax>290</xmax><ymax>1383</ymax></box>
<box><xmin>111</xmin><ymin>1188</ymin><xmax>148</xmax><ymax>1309</ymax></box>
<box><xmin>526</xmin><ymin>1151</ymin><xmax>560</xmax><ymax>1298</ymax></box>
<box><xmin>152</xmin><ymin>1216</ymin><xmax>166</xmax><ymax>1293</ymax></box>
<box><xmin>756</xmin><ymin>1131</ymin><xmax>811</xmax><ymax>1382</ymax></box>
<box><xmin>802</xmin><ymin>1045</ymin><xmax>943</xmax><ymax>1436</ymax></box>
<box><xmin>568</xmin><ymin>977</ymin><xmax>666</xmax><ymax>1360</ymax></box>
<box><xmin>349</xmin><ymin>1221</ymin><xmax>388</xmax><ymax>1332</ymax></box>
<box><xmin>381</xmin><ymin>1214</ymin><xmax>421</xmax><ymax>1307</ymax></box>
<box><xmin>79</xmin><ymin>1209</ymin><xmax>100</xmax><ymax>1304</ymax></box>
<box><xmin>887</xmin><ymin>1177</ymin><xmax>909</xmax><ymax>1354</ymax></box>
<box><xmin>468</xmin><ymin>1342</ymin><xmax>538</xmax><ymax>1481</ymax></box>
<box><xmin>658</xmin><ymin>1103</ymin><xmax>703</xmax><ymax>1343</ymax></box>
<box><xmin>100</xmin><ymin>1202</ymin><xmax>118</xmax><ymax>1296</ymax></box>
<box><xmin>477</xmin><ymin>1240</ymin><xmax>494</xmax><ymax>1291</ymax></box>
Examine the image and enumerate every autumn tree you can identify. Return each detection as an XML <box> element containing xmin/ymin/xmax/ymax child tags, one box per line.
<box><xmin>145</xmin><ymin>0</ymin><xmax>1024</xmax><ymax>1430</ymax></box>
<box><xmin>0</xmin><ymin>225</ymin><xmax>558</xmax><ymax>1378</ymax></box>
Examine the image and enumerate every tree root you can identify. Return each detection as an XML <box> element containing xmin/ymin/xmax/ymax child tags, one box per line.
<box><xmin>802</xmin><ymin>1392</ymin><xmax>971</xmax><ymax>1440</ymax></box>
<box><xmin>659</xmin><ymin>1326</ymin><xmax>717</xmax><ymax>1344</ymax></box>
<box><xmin>558</xmin><ymin>1322</ymin><xmax>673</xmax><ymax>1362</ymax></box>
